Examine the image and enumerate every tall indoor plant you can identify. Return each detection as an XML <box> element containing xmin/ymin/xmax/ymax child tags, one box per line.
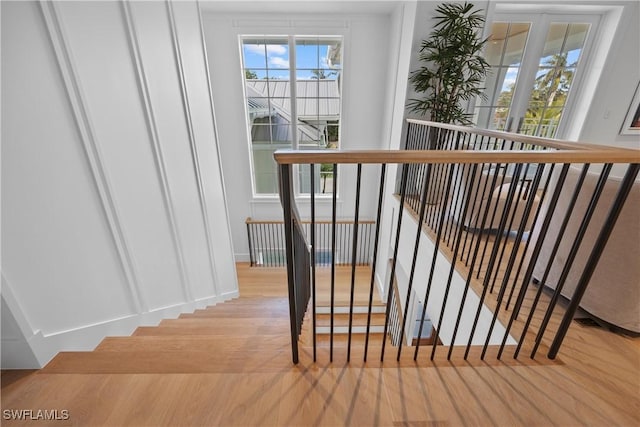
<box><xmin>408</xmin><ymin>2</ymin><xmax>489</xmax><ymax>126</ymax></box>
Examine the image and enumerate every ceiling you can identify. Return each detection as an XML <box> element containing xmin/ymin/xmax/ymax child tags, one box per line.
<box><xmin>199</xmin><ymin>0</ymin><xmax>401</xmax><ymax>15</ymax></box>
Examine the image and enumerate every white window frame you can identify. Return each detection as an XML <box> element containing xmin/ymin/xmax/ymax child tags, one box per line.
<box><xmin>239</xmin><ymin>34</ymin><xmax>344</xmax><ymax>199</ymax></box>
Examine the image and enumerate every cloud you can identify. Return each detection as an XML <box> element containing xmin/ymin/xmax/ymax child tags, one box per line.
<box><xmin>269</xmin><ymin>57</ymin><xmax>290</xmax><ymax>68</ymax></box>
<box><xmin>244</xmin><ymin>44</ymin><xmax>287</xmax><ymax>57</ymax></box>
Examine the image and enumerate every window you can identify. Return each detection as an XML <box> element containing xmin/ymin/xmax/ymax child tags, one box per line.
<box><xmin>474</xmin><ymin>13</ymin><xmax>597</xmax><ymax>139</ymax></box>
<box><xmin>241</xmin><ymin>36</ymin><xmax>342</xmax><ymax>196</ymax></box>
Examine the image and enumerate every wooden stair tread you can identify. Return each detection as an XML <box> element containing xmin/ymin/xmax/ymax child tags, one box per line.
<box><xmin>180</xmin><ymin>307</ymin><xmax>289</xmax><ymax>318</ymax></box>
<box><xmin>310</xmin><ymin>332</ymin><xmax>385</xmax><ymax>343</ymax></box>
<box><xmin>314</xmin><ymin>312</ymin><xmax>387</xmax><ymax>327</ymax></box>
<box><xmin>133</xmin><ymin>323</ymin><xmax>288</xmax><ymax>336</ymax></box>
<box><xmin>315</xmin><ymin>297</ymin><xmax>386</xmax><ymax>306</ymax></box>
<box><xmin>95</xmin><ymin>335</ymin><xmax>290</xmax><ymax>352</ymax></box>
<box><xmin>42</xmin><ymin>350</ymin><xmax>296</xmax><ymax>374</ymax></box>
<box><xmin>159</xmin><ymin>318</ymin><xmax>291</xmax><ymax>327</ymax></box>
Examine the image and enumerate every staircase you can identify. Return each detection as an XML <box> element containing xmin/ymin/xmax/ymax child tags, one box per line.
<box><xmin>41</xmin><ymin>296</ymin><xmax>296</xmax><ymax>374</ymax></box>
<box><xmin>39</xmin><ymin>264</ymin><xmax>395</xmax><ymax>375</ymax></box>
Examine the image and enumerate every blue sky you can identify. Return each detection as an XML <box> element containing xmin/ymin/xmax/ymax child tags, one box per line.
<box><xmin>242</xmin><ymin>40</ymin><xmax>339</xmax><ymax>80</ymax></box>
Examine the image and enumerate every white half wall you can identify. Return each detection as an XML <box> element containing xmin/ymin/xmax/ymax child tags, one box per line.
<box><xmin>1</xmin><ymin>0</ymin><xmax>237</xmax><ymax>369</ymax></box>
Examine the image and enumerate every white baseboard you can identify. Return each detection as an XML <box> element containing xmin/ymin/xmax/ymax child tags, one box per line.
<box><xmin>375</xmin><ymin>271</ymin><xmax>386</xmax><ymax>302</ymax></box>
<box><xmin>234</xmin><ymin>253</ymin><xmax>251</xmax><ymax>263</ymax></box>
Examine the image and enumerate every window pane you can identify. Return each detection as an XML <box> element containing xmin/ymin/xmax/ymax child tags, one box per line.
<box><xmin>295</xmin><ymin>36</ymin><xmax>342</xmax><ymax>195</ymax></box>
<box><xmin>242</xmin><ymin>36</ymin><xmax>292</xmax><ymax>195</ymax></box>
<box><xmin>475</xmin><ymin>22</ymin><xmax>530</xmax><ymax>123</ymax></box>
<box><xmin>526</xmin><ymin>22</ymin><xmax>589</xmax><ymax>138</ymax></box>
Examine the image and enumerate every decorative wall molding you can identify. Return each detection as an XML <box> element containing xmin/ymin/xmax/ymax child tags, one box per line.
<box><xmin>39</xmin><ymin>0</ymin><xmax>146</xmax><ymax>313</ymax></box>
<box><xmin>166</xmin><ymin>0</ymin><xmax>219</xmax><ymax>297</ymax></box>
<box><xmin>197</xmin><ymin>1</ymin><xmax>238</xmax><ymax>288</ymax></box>
<box><xmin>231</xmin><ymin>18</ymin><xmax>348</xmax><ymax>29</ymax></box>
<box><xmin>121</xmin><ymin>1</ymin><xmax>192</xmax><ymax>302</ymax></box>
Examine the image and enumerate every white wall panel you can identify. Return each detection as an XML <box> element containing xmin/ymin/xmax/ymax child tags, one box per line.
<box><xmin>1</xmin><ymin>0</ymin><xmax>237</xmax><ymax>368</ymax></box>
<box><xmin>56</xmin><ymin>0</ymin><xmax>185</xmax><ymax>310</ymax></box>
<box><xmin>1</xmin><ymin>1</ymin><xmax>134</xmax><ymax>334</ymax></box>
<box><xmin>172</xmin><ymin>1</ymin><xmax>238</xmax><ymax>296</ymax></box>
<box><xmin>129</xmin><ymin>1</ymin><xmax>216</xmax><ymax>299</ymax></box>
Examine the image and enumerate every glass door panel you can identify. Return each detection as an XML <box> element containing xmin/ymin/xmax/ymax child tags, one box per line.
<box><xmin>522</xmin><ymin>23</ymin><xmax>590</xmax><ymax>137</ymax></box>
<box><xmin>475</xmin><ymin>22</ymin><xmax>531</xmax><ymax>131</ymax></box>
<box><xmin>475</xmin><ymin>14</ymin><xmax>593</xmax><ymax>139</ymax></box>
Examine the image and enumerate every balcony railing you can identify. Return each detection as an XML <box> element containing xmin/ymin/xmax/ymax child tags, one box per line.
<box><xmin>276</xmin><ymin>119</ymin><xmax>640</xmax><ymax>364</ymax></box>
<box><xmin>245</xmin><ymin>218</ymin><xmax>376</xmax><ymax>267</ymax></box>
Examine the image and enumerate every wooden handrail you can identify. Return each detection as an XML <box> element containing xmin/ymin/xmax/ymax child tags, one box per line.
<box><xmin>405</xmin><ymin>119</ymin><xmax>634</xmax><ymax>152</ymax></box>
<box><xmin>274</xmin><ymin>120</ymin><xmax>640</xmax><ymax>165</ymax></box>
<box><xmin>245</xmin><ymin>217</ymin><xmax>375</xmax><ymax>225</ymax></box>
<box><xmin>274</xmin><ymin>149</ymin><xmax>640</xmax><ymax>165</ymax></box>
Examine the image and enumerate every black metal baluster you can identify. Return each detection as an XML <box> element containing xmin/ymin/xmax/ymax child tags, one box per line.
<box><xmin>397</xmin><ymin>162</ymin><xmax>433</xmax><ymax>361</ymax></box>
<box><xmin>514</xmin><ymin>163</ymin><xmax>590</xmax><ymax>358</ymax></box>
<box><xmin>485</xmin><ymin>163</ymin><xmax>545</xmax><ymax>359</ymax></box>
<box><xmin>505</xmin><ymin>162</ymin><xmax>555</xmax><ymax>310</ymax></box>
<box><xmin>549</xmin><ymin>163</ymin><xmax>639</xmax><ymax>359</ymax></box>
<box><xmin>445</xmin><ymin>162</ymin><xmax>465</xmax><ymax>247</ymax></box>
<box><xmin>348</xmin><ymin>164</ymin><xmax>362</xmax><ymax>362</ymax></box>
<box><xmin>489</xmin><ymin>163</ymin><xmax>533</xmax><ymax>293</ymax></box>
<box><xmin>269</xmin><ymin>221</ymin><xmax>276</xmax><ymax>267</ymax></box>
<box><xmin>365</xmin><ymin>164</ymin><xmax>386</xmax><ymax>362</ymax></box>
<box><xmin>414</xmin><ymin>162</ymin><xmax>456</xmax><ymax>360</ymax></box>
<box><xmin>477</xmin><ymin>158</ymin><xmax>510</xmax><ymax>281</ymax></box>
<box><xmin>310</xmin><ymin>163</ymin><xmax>317</xmax><ymax>362</ymax></box>
<box><xmin>258</xmin><ymin>222</ymin><xmax>265</xmax><ymax>266</ymax></box>
<box><xmin>498</xmin><ymin>161</ymin><xmax>544</xmax><ymax>301</ymax></box>
<box><xmin>431</xmin><ymin>164</ymin><xmax>478</xmax><ymax>360</ymax></box>
<box><xmin>445</xmin><ymin>132</ymin><xmax>469</xmax><ymax>246</ymax></box>
<box><xmin>280</xmin><ymin>164</ymin><xmax>299</xmax><ymax>363</ymax></box>
<box><xmin>447</xmin><ymin>160</ymin><xmax>504</xmax><ymax>360</ymax></box>
<box><xmin>246</xmin><ymin>220</ymin><xmax>254</xmax><ymax>266</ymax></box>
<box><xmin>460</xmin><ymin>159</ymin><xmax>486</xmax><ymax>264</ymax></box>
<box><xmin>464</xmin><ymin>163</ymin><xmax>523</xmax><ymax>359</ymax></box>
<box><xmin>330</xmin><ymin>163</ymin><xmax>337</xmax><ymax>362</ymax></box>
<box><xmin>471</xmin><ymin>161</ymin><xmax>503</xmax><ymax>277</ymax></box>
<box><xmin>381</xmin><ymin>164</ymin><xmax>409</xmax><ymax>362</ymax></box>
<box><xmin>509</xmin><ymin>164</ymin><xmax>570</xmax><ymax>359</ymax></box>
<box><xmin>531</xmin><ymin>163</ymin><xmax>612</xmax><ymax>358</ymax></box>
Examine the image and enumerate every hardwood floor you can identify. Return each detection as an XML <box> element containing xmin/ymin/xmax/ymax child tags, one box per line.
<box><xmin>2</xmin><ymin>263</ymin><xmax>639</xmax><ymax>426</ymax></box>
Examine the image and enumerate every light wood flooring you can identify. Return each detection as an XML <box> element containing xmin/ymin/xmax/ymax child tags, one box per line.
<box><xmin>2</xmin><ymin>263</ymin><xmax>639</xmax><ymax>426</ymax></box>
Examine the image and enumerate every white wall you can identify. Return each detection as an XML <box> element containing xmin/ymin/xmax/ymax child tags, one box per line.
<box><xmin>1</xmin><ymin>0</ymin><xmax>237</xmax><ymax>368</ymax></box>
<box><xmin>578</xmin><ymin>1</ymin><xmax>640</xmax><ymax>149</ymax></box>
<box><xmin>202</xmin><ymin>2</ymin><xmax>413</xmax><ymax>262</ymax></box>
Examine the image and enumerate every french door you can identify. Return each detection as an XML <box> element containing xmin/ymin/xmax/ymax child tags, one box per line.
<box><xmin>474</xmin><ymin>13</ymin><xmax>599</xmax><ymax>138</ymax></box>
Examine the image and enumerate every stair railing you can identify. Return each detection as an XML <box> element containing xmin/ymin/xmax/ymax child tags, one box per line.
<box><xmin>245</xmin><ymin>217</ymin><xmax>376</xmax><ymax>267</ymax></box>
<box><xmin>277</xmin><ymin>119</ymin><xmax>640</xmax><ymax>364</ymax></box>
